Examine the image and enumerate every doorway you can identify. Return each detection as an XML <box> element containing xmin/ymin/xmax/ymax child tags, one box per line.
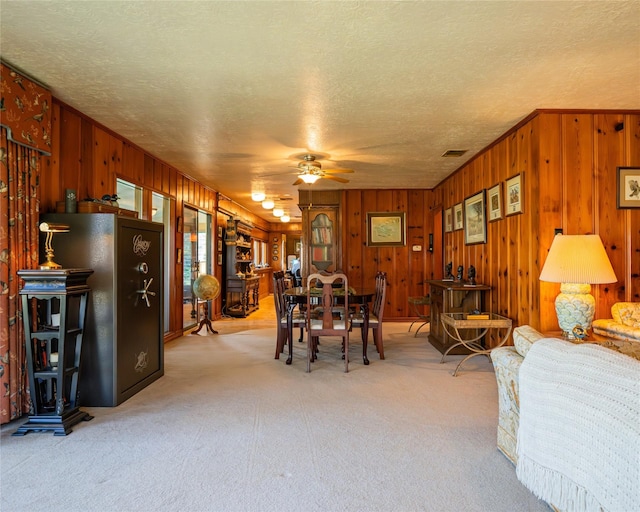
<box><xmin>183</xmin><ymin>206</ymin><xmax>212</xmax><ymax>330</ymax></box>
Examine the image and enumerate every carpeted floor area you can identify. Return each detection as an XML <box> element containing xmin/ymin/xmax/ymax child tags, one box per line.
<box><xmin>1</xmin><ymin>299</ymin><xmax>549</xmax><ymax>512</ymax></box>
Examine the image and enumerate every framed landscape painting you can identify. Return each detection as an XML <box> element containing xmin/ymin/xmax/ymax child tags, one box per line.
<box><xmin>488</xmin><ymin>183</ymin><xmax>503</xmax><ymax>221</ymax></box>
<box><xmin>617</xmin><ymin>167</ymin><xmax>640</xmax><ymax>208</ymax></box>
<box><xmin>366</xmin><ymin>212</ymin><xmax>406</xmax><ymax>247</ymax></box>
<box><xmin>464</xmin><ymin>190</ymin><xmax>486</xmax><ymax>245</ymax></box>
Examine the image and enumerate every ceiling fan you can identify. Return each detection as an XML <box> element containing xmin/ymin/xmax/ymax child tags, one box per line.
<box><xmin>291</xmin><ymin>154</ymin><xmax>354</xmax><ymax>186</ymax></box>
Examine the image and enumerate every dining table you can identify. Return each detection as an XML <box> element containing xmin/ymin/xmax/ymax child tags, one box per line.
<box><xmin>283</xmin><ymin>286</ymin><xmax>376</xmax><ymax>365</ymax></box>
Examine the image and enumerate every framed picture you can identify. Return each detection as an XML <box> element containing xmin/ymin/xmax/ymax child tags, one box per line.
<box><xmin>617</xmin><ymin>167</ymin><xmax>640</xmax><ymax>208</ymax></box>
<box><xmin>463</xmin><ymin>190</ymin><xmax>487</xmax><ymax>245</ymax></box>
<box><xmin>444</xmin><ymin>207</ymin><xmax>453</xmax><ymax>233</ymax></box>
<box><xmin>453</xmin><ymin>203</ymin><xmax>463</xmax><ymax>231</ymax></box>
<box><xmin>218</xmin><ymin>226</ymin><xmax>223</xmax><ymax>238</ymax></box>
<box><xmin>217</xmin><ymin>239</ymin><xmax>223</xmax><ymax>252</ymax></box>
<box><xmin>366</xmin><ymin>212</ymin><xmax>406</xmax><ymax>247</ymax></box>
<box><xmin>295</xmin><ymin>241</ymin><xmax>301</xmax><ymax>253</ymax></box>
<box><xmin>217</xmin><ymin>254</ymin><xmax>223</xmax><ymax>266</ymax></box>
<box><xmin>505</xmin><ymin>173</ymin><xmax>523</xmax><ymax>216</ymax></box>
<box><xmin>487</xmin><ymin>183</ymin><xmax>503</xmax><ymax>221</ymax></box>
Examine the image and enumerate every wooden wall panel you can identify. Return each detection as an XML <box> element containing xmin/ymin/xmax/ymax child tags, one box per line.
<box><xmin>627</xmin><ymin>114</ymin><xmax>640</xmax><ymax>301</ymax></box>
<box><xmin>595</xmin><ymin>113</ymin><xmax>628</xmax><ymax>310</ymax></box>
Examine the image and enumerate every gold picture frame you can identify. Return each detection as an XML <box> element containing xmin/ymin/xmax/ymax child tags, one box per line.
<box><xmin>464</xmin><ymin>190</ymin><xmax>487</xmax><ymax>245</ymax></box>
<box><xmin>444</xmin><ymin>207</ymin><xmax>453</xmax><ymax>233</ymax></box>
<box><xmin>453</xmin><ymin>203</ymin><xmax>463</xmax><ymax>231</ymax></box>
<box><xmin>505</xmin><ymin>173</ymin><xmax>523</xmax><ymax>216</ymax></box>
<box><xmin>366</xmin><ymin>212</ymin><xmax>406</xmax><ymax>247</ymax></box>
<box><xmin>488</xmin><ymin>182</ymin><xmax>503</xmax><ymax>221</ymax></box>
<box><xmin>617</xmin><ymin>166</ymin><xmax>640</xmax><ymax>208</ymax></box>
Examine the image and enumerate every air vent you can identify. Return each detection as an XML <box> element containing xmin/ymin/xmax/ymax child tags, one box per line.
<box><xmin>441</xmin><ymin>149</ymin><xmax>468</xmax><ymax>158</ymax></box>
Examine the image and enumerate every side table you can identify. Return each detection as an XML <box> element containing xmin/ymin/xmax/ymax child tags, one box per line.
<box><xmin>14</xmin><ymin>268</ymin><xmax>94</xmax><ymax>436</ymax></box>
<box><xmin>440</xmin><ymin>312</ymin><xmax>513</xmax><ymax>376</ymax></box>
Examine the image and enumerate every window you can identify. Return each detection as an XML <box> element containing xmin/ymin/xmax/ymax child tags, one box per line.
<box><xmin>116</xmin><ymin>178</ymin><xmax>142</xmax><ymax>215</ymax></box>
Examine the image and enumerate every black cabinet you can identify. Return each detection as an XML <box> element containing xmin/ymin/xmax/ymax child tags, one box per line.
<box><xmin>15</xmin><ymin>268</ymin><xmax>94</xmax><ymax>436</ymax></box>
<box><xmin>40</xmin><ymin>213</ymin><xmax>164</xmax><ymax>406</ymax></box>
<box><xmin>427</xmin><ymin>280</ymin><xmax>491</xmax><ymax>355</ymax></box>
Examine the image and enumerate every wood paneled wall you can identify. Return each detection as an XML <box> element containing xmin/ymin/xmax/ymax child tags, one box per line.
<box><xmin>428</xmin><ymin>110</ymin><xmax>640</xmax><ymax>345</ymax></box>
<box><xmin>40</xmin><ymin>101</ymin><xmax>639</xmax><ymax>344</ymax></box>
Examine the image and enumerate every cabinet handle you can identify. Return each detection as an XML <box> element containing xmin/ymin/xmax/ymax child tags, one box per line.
<box><xmin>136</xmin><ymin>277</ymin><xmax>156</xmax><ymax>307</ymax></box>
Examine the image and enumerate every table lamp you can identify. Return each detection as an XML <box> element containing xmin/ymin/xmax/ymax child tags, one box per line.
<box><xmin>39</xmin><ymin>222</ymin><xmax>70</xmax><ymax>269</ymax></box>
<box><xmin>539</xmin><ymin>234</ymin><xmax>617</xmax><ymax>338</ymax></box>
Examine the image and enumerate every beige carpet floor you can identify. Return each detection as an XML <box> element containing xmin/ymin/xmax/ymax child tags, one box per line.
<box><xmin>1</xmin><ymin>298</ymin><xmax>549</xmax><ymax>512</ymax></box>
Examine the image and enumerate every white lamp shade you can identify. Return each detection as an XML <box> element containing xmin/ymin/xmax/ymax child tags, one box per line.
<box><xmin>539</xmin><ymin>234</ymin><xmax>617</xmax><ymax>284</ymax></box>
<box><xmin>261</xmin><ymin>199</ymin><xmax>275</xmax><ymax>209</ymax></box>
<box><xmin>540</xmin><ymin>234</ymin><xmax>617</xmax><ymax>336</ymax></box>
<box><xmin>300</xmin><ymin>173</ymin><xmax>320</xmax><ymax>184</ymax></box>
<box><xmin>280</xmin><ymin>214</ymin><xmax>290</xmax><ymax>223</ymax></box>
<box><xmin>272</xmin><ymin>207</ymin><xmax>284</xmax><ymax>217</ymax></box>
<box><xmin>251</xmin><ymin>192</ymin><xmax>266</xmax><ymax>202</ymax></box>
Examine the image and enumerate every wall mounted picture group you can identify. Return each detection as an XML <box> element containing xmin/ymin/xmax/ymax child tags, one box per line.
<box><xmin>445</xmin><ymin>172</ymin><xmax>524</xmax><ymax>245</ymax></box>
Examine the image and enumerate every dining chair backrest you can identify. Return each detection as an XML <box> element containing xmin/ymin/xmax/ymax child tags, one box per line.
<box><xmin>372</xmin><ymin>271</ymin><xmax>387</xmax><ymax>320</ymax></box>
<box><xmin>306</xmin><ymin>272</ymin><xmax>350</xmax><ymax>372</ymax></box>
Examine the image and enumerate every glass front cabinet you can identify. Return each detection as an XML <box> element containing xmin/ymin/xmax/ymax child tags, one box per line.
<box><xmin>302</xmin><ymin>206</ymin><xmax>340</xmax><ymax>278</ymax></box>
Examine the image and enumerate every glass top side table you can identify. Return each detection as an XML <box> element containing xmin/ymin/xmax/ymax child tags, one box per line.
<box><xmin>440</xmin><ymin>312</ymin><xmax>513</xmax><ymax>376</ymax></box>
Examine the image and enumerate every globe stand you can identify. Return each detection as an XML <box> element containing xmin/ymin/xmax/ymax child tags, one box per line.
<box><xmin>192</xmin><ymin>301</ymin><xmax>218</xmax><ymax>335</ymax></box>
<box><xmin>191</xmin><ymin>274</ymin><xmax>220</xmax><ymax>335</ymax></box>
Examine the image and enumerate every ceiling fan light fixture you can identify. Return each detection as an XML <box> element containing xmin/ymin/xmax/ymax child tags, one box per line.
<box><xmin>280</xmin><ymin>214</ymin><xmax>290</xmax><ymax>223</ymax></box>
<box><xmin>273</xmin><ymin>207</ymin><xmax>284</xmax><ymax>217</ymax></box>
<box><xmin>251</xmin><ymin>191</ymin><xmax>266</xmax><ymax>202</ymax></box>
<box><xmin>300</xmin><ymin>173</ymin><xmax>320</xmax><ymax>184</ymax></box>
<box><xmin>261</xmin><ymin>199</ymin><xmax>275</xmax><ymax>209</ymax></box>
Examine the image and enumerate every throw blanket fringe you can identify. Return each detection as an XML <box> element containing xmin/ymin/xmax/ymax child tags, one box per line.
<box><xmin>517</xmin><ymin>454</ymin><xmax>604</xmax><ymax>512</ymax></box>
<box><xmin>516</xmin><ymin>338</ymin><xmax>640</xmax><ymax>512</ymax></box>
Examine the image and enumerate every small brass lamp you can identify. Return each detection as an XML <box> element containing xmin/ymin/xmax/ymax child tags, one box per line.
<box><xmin>39</xmin><ymin>222</ymin><xmax>70</xmax><ymax>269</ymax></box>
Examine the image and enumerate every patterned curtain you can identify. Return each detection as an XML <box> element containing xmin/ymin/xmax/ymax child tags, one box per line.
<box><xmin>0</xmin><ymin>126</ymin><xmax>41</xmax><ymax>423</ymax></box>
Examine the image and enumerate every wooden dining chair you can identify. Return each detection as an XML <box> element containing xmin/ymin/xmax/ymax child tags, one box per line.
<box><xmin>306</xmin><ymin>272</ymin><xmax>350</xmax><ymax>373</ymax></box>
<box><xmin>351</xmin><ymin>271</ymin><xmax>387</xmax><ymax>360</ymax></box>
<box><xmin>273</xmin><ymin>271</ymin><xmax>305</xmax><ymax>364</ymax></box>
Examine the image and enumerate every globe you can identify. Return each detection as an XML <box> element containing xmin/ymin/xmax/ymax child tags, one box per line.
<box><xmin>192</xmin><ymin>274</ymin><xmax>221</xmax><ymax>301</ymax></box>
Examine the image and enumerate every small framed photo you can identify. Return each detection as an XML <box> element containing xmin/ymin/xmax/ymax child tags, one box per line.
<box><xmin>453</xmin><ymin>203</ymin><xmax>463</xmax><ymax>231</ymax></box>
<box><xmin>217</xmin><ymin>254</ymin><xmax>223</xmax><ymax>266</ymax></box>
<box><xmin>506</xmin><ymin>173</ymin><xmax>523</xmax><ymax>216</ymax></box>
<box><xmin>617</xmin><ymin>167</ymin><xmax>640</xmax><ymax>208</ymax></box>
<box><xmin>218</xmin><ymin>226</ymin><xmax>223</xmax><ymax>238</ymax></box>
<box><xmin>444</xmin><ymin>207</ymin><xmax>453</xmax><ymax>233</ymax></box>
<box><xmin>487</xmin><ymin>183</ymin><xmax>503</xmax><ymax>222</ymax></box>
<box><xmin>366</xmin><ymin>212</ymin><xmax>407</xmax><ymax>247</ymax></box>
<box><xmin>464</xmin><ymin>190</ymin><xmax>487</xmax><ymax>245</ymax></box>
<box><xmin>217</xmin><ymin>239</ymin><xmax>223</xmax><ymax>252</ymax></box>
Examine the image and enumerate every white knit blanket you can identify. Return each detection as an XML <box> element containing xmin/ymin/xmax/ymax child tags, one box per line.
<box><xmin>516</xmin><ymin>338</ymin><xmax>640</xmax><ymax>512</ymax></box>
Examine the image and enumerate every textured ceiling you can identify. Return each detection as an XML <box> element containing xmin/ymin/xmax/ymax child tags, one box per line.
<box><xmin>1</xmin><ymin>1</ymin><xmax>639</xmax><ymax>222</ymax></box>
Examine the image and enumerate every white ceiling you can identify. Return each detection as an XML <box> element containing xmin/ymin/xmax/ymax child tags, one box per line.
<box><xmin>1</xmin><ymin>1</ymin><xmax>639</xmax><ymax>222</ymax></box>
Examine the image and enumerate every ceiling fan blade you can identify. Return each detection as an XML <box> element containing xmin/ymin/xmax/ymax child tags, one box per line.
<box><xmin>292</xmin><ymin>178</ymin><xmax>304</xmax><ymax>186</ymax></box>
<box><xmin>324</xmin><ymin>175</ymin><xmax>350</xmax><ymax>184</ymax></box>
<box><xmin>323</xmin><ymin>168</ymin><xmax>354</xmax><ymax>174</ymax></box>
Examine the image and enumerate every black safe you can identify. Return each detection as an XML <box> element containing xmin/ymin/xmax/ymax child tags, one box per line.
<box><xmin>40</xmin><ymin>213</ymin><xmax>164</xmax><ymax>406</ymax></box>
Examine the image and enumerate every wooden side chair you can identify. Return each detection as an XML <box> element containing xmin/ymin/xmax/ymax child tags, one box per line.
<box><xmin>306</xmin><ymin>272</ymin><xmax>350</xmax><ymax>373</ymax></box>
<box><xmin>352</xmin><ymin>271</ymin><xmax>388</xmax><ymax>360</ymax></box>
<box><xmin>273</xmin><ymin>271</ymin><xmax>305</xmax><ymax>365</ymax></box>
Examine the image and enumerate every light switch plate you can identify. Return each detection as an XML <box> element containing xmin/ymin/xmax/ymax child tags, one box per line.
<box><xmin>412</xmin><ymin>245</ymin><xmax>422</xmax><ymax>251</ymax></box>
